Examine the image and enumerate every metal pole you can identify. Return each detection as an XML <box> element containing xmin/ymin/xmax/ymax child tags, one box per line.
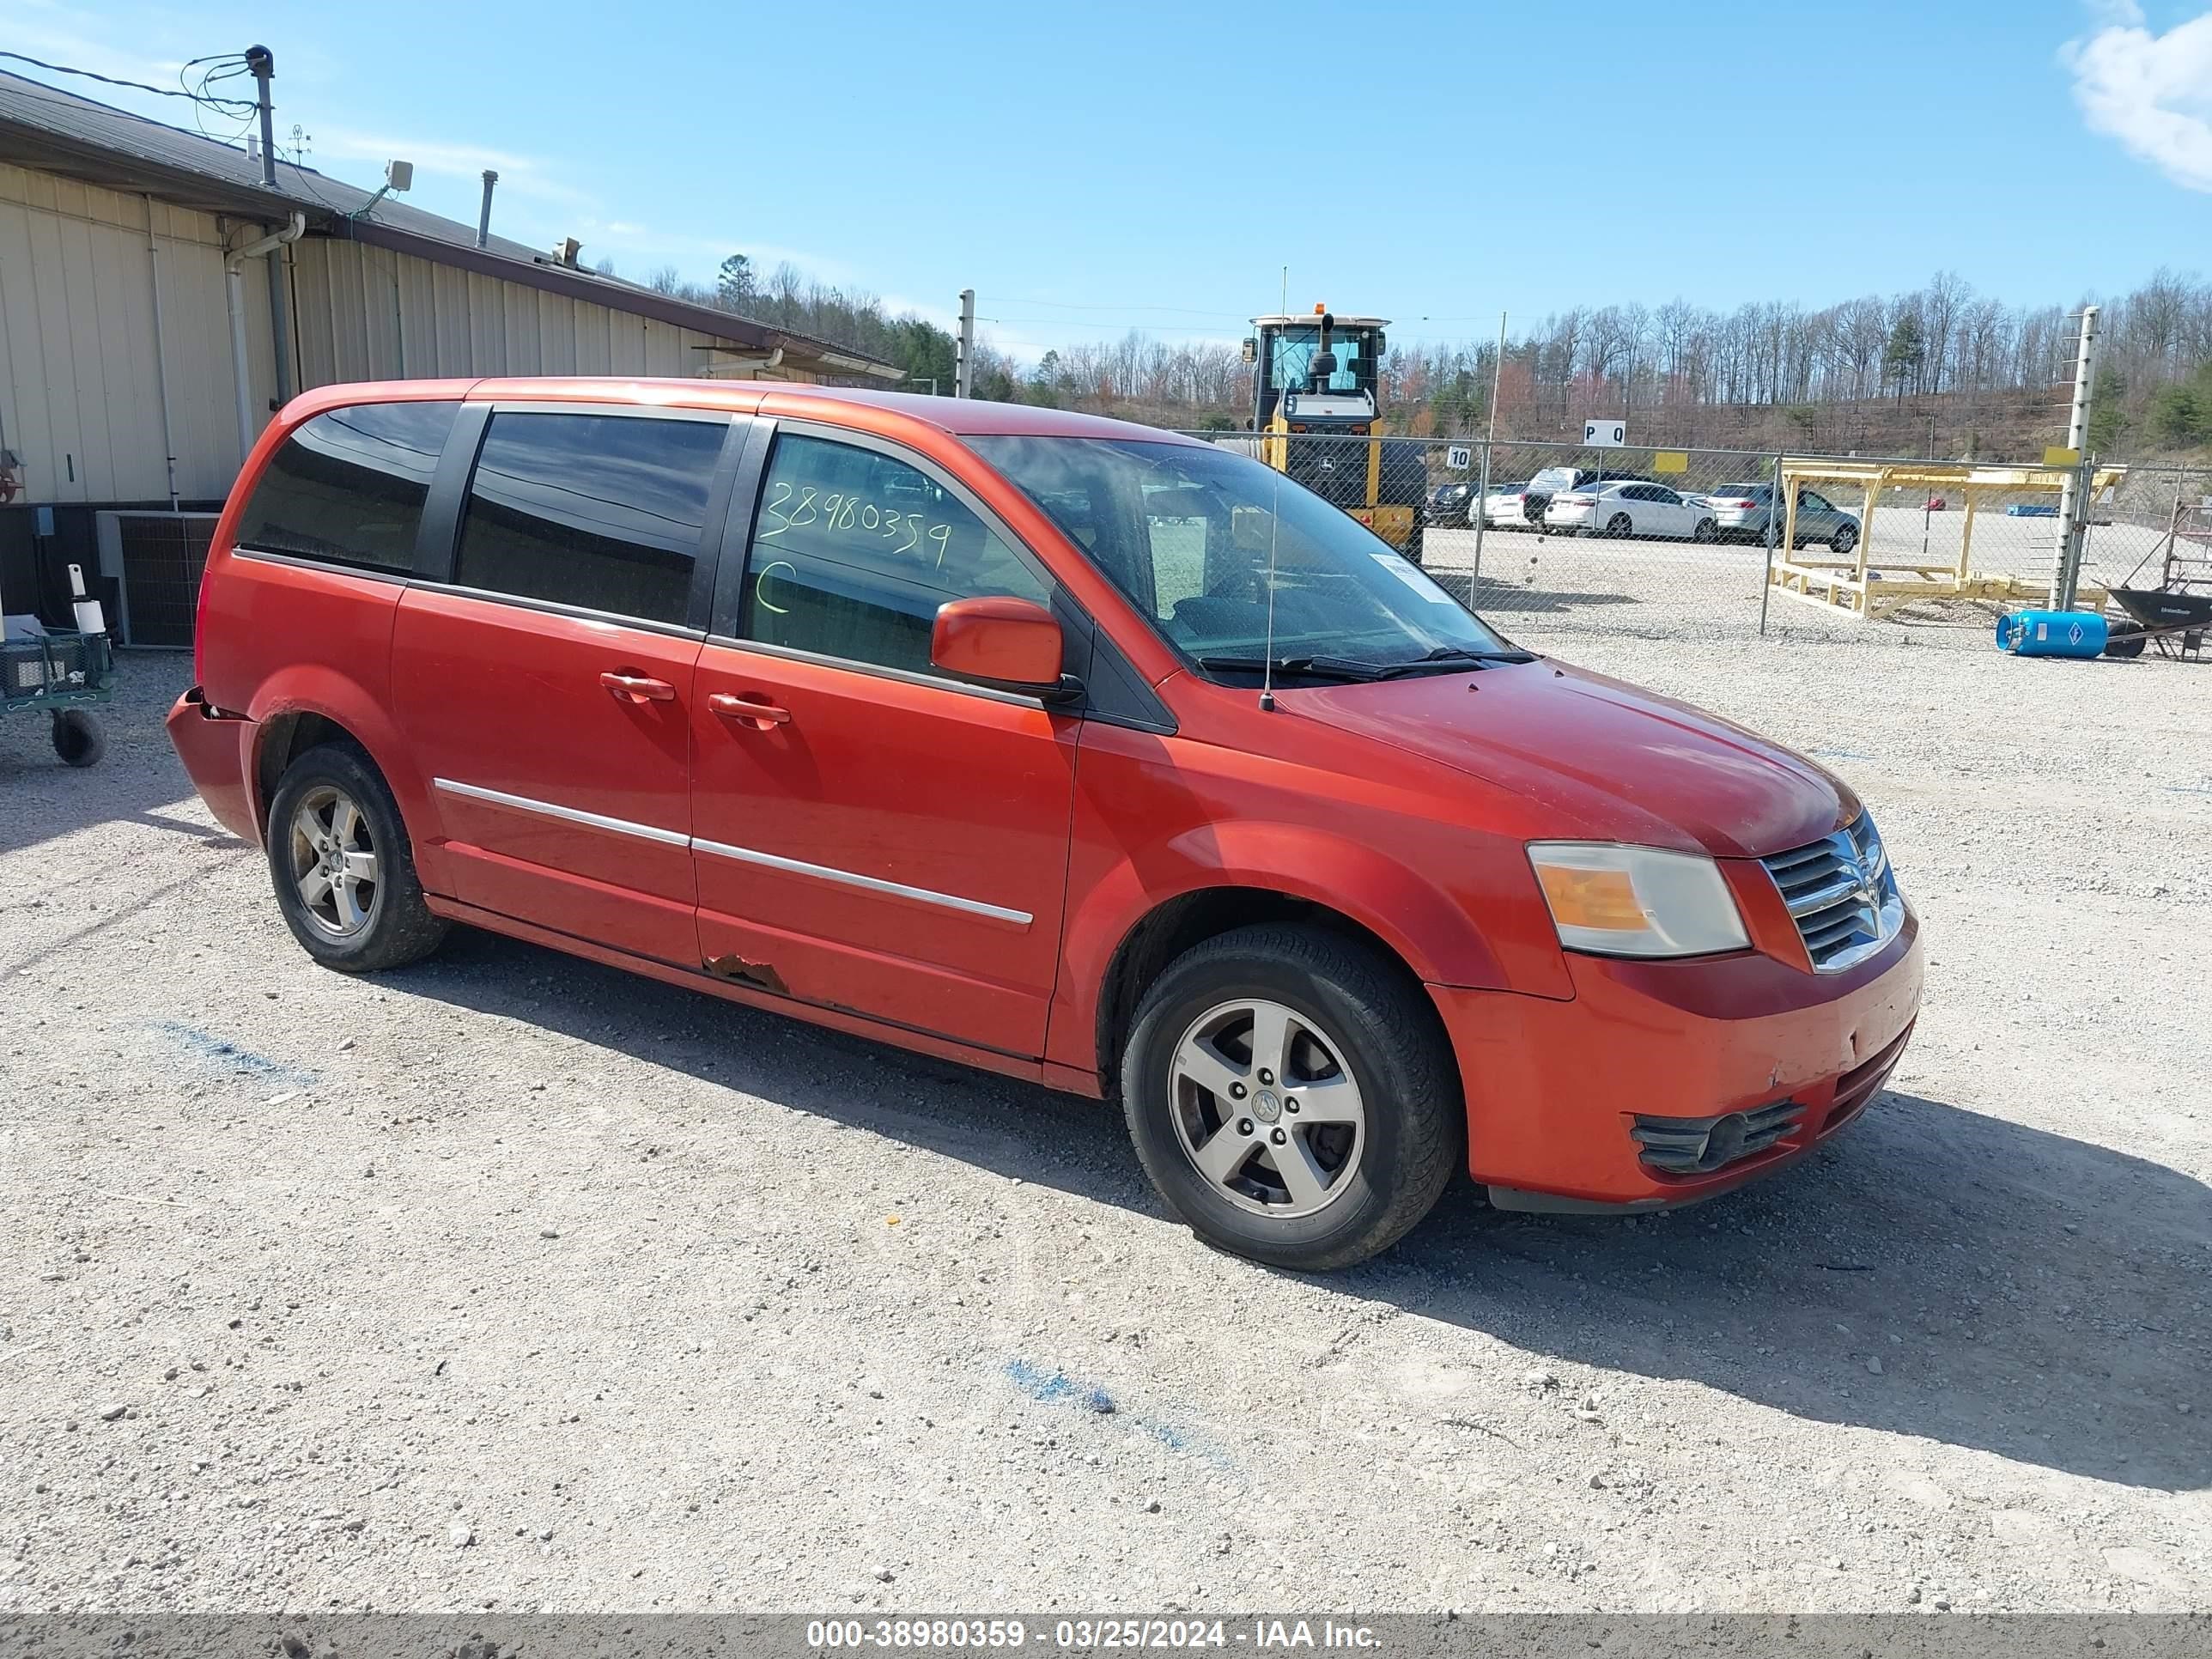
<box><xmin>246</xmin><ymin>46</ymin><xmax>294</xmax><ymax>407</ymax></box>
<box><xmin>1759</xmin><ymin>451</ymin><xmax>1779</xmax><ymax>636</ymax></box>
<box><xmin>2050</xmin><ymin>304</ymin><xmax>2100</xmax><ymax>609</ymax></box>
<box><xmin>477</xmin><ymin>170</ymin><xmax>498</xmax><ymax>248</ymax></box>
<box><xmin>246</xmin><ymin>46</ymin><xmax>276</xmax><ymax>188</ymax></box>
<box><xmin>956</xmin><ymin>289</ymin><xmax>975</xmax><ymax>398</ymax></box>
<box><xmin>1471</xmin><ymin>437</ymin><xmax>1491</xmax><ymax>596</ymax></box>
<box><xmin>1485</xmin><ymin>311</ymin><xmax>1507</xmax><ymax>442</ymax></box>
<box><xmin>144</xmin><ymin>196</ymin><xmax>179</xmax><ymax>511</ymax></box>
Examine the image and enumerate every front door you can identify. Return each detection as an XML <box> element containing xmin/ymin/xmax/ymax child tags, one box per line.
<box><xmin>392</xmin><ymin>405</ymin><xmax>743</xmax><ymax>964</ymax></box>
<box><xmin>688</xmin><ymin>425</ymin><xmax>1079</xmax><ymax>1057</ymax></box>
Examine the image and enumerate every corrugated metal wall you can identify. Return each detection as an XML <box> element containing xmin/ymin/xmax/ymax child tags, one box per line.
<box><xmin>288</xmin><ymin>237</ymin><xmax>735</xmax><ymax>385</ymax></box>
<box><xmin>0</xmin><ymin>161</ymin><xmax>771</xmax><ymax>514</ymax></box>
<box><xmin>0</xmin><ymin>162</ymin><xmax>273</xmax><ymax>503</ymax></box>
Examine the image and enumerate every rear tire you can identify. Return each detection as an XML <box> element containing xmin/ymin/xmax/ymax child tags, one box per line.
<box><xmin>265</xmin><ymin>743</ymin><xmax>447</xmax><ymax>974</ymax></box>
<box><xmin>52</xmin><ymin>709</ymin><xmax>104</xmax><ymax>768</ymax></box>
<box><xmin>1832</xmin><ymin>524</ymin><xmax>1859</xmax><ymax>555</ymax></box>
<box><xmin>1119</xmin><ymin>924</ymin><xmax>1462</xmax><ymax>1272</ymax></box>
<box><xmin>1606</xmin><ymin>513</ymin><xmax>1633</xmax><ymax>539</ymax></box>
<box><xmin>1692</xmin><ymin>518</ymin><xmax>1718</xmax><ymax>544</ymax></box>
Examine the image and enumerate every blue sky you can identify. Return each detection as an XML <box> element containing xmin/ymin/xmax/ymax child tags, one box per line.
<box><xmin>9</xmin><ymin>0</ymin><xmax>2209</xmax><ymax>359</ymax></box>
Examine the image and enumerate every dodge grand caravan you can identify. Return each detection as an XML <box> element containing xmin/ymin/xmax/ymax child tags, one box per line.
<box><xmin>169</xmin><ymin>380</ymin><xmax>1923</xmax><ymax>1270</ymax></box>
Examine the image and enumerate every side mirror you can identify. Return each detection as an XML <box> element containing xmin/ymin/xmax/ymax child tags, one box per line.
<box><xmin>930</xmin><ymin>595</ymin><xmax>1065</xmax><ymax>694</ymax></box>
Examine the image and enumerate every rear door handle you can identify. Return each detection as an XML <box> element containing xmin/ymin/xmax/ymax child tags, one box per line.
<box><xmin>708</xmin><ymin>691</ymin><xmax>793</xmax><ymax>731</ymax></box>
<box><xmin>600</xmin><ymin>671</ymin><xmax>677</xmax><ymax>704</ymax></box>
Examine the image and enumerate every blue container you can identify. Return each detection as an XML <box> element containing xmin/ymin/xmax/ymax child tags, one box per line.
<box><xmin>1997</xmin><ymin>610</ymin><xmax>2108</xmax><ymax>658</ymax></box>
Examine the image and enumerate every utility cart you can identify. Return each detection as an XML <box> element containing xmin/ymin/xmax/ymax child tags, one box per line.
<box><xmin>3</xmin><ymin>623</ymin><xmax>116</xmax><ymax>766</ymax></box>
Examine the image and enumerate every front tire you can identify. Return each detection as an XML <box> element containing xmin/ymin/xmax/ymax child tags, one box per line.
<box><xmin>265</xmin><ymin>743</ymin><xmax>447</xmax><ymax>973</ymax></box>
<box><xmin>1119</xmin><ymin>924</ymin><xmax>1462</xmax><ymax>1271</ymax></box>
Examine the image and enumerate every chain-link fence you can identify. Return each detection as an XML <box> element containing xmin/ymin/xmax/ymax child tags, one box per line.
<box><xmin>2081</xmin><ymin>465</ymin><xmax>2212</xmax><ymax>600</ymax></box>
<box><xmin>1180</xmin><ymin>432</ymin><xmax>2182</xmax><ymax>650</ymax></box>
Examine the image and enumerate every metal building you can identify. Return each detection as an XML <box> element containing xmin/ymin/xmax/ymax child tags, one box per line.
<box><xmin>0</xmin><ymin>69</ymin><xmax>900</xmax><ymax>642</ymax></box>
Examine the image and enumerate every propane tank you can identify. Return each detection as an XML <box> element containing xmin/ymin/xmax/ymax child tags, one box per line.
<box><xmin>66</xmin><ymin>563</ymin><xmax>106</xmax><ymax>636</ymax></box>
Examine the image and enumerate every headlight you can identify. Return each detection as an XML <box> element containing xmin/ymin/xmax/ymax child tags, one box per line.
<box><xmin>1526</xmin><ymin>842</ymin><xmax>1749</xmax><ymax>959</ymax></box>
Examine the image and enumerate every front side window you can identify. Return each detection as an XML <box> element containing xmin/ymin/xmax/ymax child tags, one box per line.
<box><xmin>235</xmin><ymin>401</ymin><xmax>459</xmax><ymax>572</ymax></box>
<box><xmin>738</xmin><ymin>433</ymin><xmax>1048</xmax><ymax>674</ymax></box>
<box><xmin>971</xmin><ymin>436</ymin><xmax>1516</xmax><ymax>678</ymax></box>
<box><xmin>453</xmin><ymin>412</ymin><xmax>728</xmax><ymax>626</ymax></box>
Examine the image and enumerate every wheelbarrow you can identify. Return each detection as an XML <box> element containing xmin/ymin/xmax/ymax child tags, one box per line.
<box><xmin>2101</xmin><ymin>587</ymin><xmax>2212</xmax><ymax>660</ymax></box>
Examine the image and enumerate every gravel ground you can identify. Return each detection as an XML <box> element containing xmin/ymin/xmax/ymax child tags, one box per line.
<box><xmin>1</xmin><ymin>636</ymin><xmax>2207</xmax><ymax>1615</ymax></box>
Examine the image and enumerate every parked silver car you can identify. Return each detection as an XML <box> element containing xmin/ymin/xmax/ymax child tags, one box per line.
<box><xmin>1705</xmin><ymin>483</ymin><xmax>1861</xmax><ymax>553</ymax></box>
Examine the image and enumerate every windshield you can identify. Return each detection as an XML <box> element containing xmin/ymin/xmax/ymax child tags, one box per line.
<box><xmin>1267</xmin><ymin>325</ymin><xmax>1370</xmax><ymax>394</ymax></box>
<box><xmin>968</xmin><ymin>436</ymin><xmax>1514</xmax><ymax>676</ymax></box>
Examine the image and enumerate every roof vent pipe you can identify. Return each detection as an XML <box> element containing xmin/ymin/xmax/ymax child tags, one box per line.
<box><xmin>477</xmin><ymin>170</ymin><xmax>497</xmax><ymax>248</ymax></box>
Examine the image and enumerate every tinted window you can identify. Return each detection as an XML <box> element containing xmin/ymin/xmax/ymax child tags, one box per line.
<box><xmin>235</xmin><ymin>402</ymin><xmax>459</xmax><ymax>571</ymax></box>
<box><xmin>453</xmin><ymin>413</ymin><xmax>727</xmax><ymax>625</ymax></box>
<box><xmin>738</xmin><ymin>434</ymin><xmax>1048</xmax><ymax>675</ymax></box>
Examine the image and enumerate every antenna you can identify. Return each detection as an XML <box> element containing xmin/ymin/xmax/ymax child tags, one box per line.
<box><xmin>1259</xmin><ymin>458</ymin><xmax>1283</xmax><ymax>712</ymax></box>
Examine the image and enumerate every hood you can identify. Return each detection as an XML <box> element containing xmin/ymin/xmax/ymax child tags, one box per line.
<box><xmin>1296</xmin><ymin>661</ymin><xmax>1857</xmax><ymax>858</ymax></box>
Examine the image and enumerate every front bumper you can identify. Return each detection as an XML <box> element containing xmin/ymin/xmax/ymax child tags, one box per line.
<box><xmin>1429</xmin><ymin>912</ymin><xmax>1923</xmax><ymax>1209</ymax></box>
<box><xmin>166</xmin><ymin>688</ymin><xmax>260</xmax><ymax>844</ymax></box>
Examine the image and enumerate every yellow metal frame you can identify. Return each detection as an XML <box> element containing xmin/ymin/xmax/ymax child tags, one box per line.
<box><xmin>1261</xmin><ymin>415</ymin><xmax>1413</xmax><ymax>550</ymax></box>
<box><xmin>1766</xmin><ymin>459</ymin><xmax>2126</xmax><ymax>620</ymax></box>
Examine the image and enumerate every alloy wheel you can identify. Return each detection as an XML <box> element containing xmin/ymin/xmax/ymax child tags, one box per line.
<box><xmin>287</xmin><ymin>784</ymin><xmax>380</xmax><ymax>938</ymax></box>
<box><xmin>1168</xmin><ymin>997</ymin><xmax>1367</xmax><ymax>1218</ymax></box>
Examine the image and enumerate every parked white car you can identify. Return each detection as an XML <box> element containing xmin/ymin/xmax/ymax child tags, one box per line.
<box><xmin>1480</xmin><ymin>481</ymin><xmax>1533</xmax><ymax>528</ymax></box>
<box><xmin>1544</xmin><ymin>481</ymin><xmax>1718</xmax><ymax>542</ymax></box>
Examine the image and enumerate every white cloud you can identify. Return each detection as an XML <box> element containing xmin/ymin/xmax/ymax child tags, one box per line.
<box><xmin>2063</xmin><ymin>7</ymin><xmax>2212</xmax><ymax>192</ymax></box>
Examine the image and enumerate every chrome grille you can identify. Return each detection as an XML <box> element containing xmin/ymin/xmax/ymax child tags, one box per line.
<box><xmin>1762</xmin><ymin>813</ymin><xmax>1904</xmax><ymax>974</ymax></box>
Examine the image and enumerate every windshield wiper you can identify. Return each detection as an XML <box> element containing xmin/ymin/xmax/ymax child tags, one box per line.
<box><xmin>1371</xmin><ymin>645</ymin><xmax>1538</xmax><ymax>677</ymax></box>
<box><xmin>1194</xmin><ymin>654</ymin><xmax>1390</xmax><ymax>684</ymax></box>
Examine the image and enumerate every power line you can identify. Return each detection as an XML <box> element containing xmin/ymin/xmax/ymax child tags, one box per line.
<box><xmin>0</xmin><ymin>48</ymin><xmax>257</xmax><ymax>112</ymax></box>
<box><xmin>981</xmin><ymin>295</ymin><xmax>1252</xmax><ymax>320</ymax></box>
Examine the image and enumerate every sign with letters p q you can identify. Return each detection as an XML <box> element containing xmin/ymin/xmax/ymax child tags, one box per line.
<box><xmin>1584</xmin><ymin>419</ymin><xmax>1626</xmax><ymax>447</ymax></box>
<box><xmin>1446</xmin><ymin>445</ymin><xmax>1472</xmax><ymax>471</ymax></box>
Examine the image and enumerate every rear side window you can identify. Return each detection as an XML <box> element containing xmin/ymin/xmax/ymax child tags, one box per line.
<box><xmin>454</xmin><ymin>412</ymin><xmax>728</xmax><ymax>626</ymax></box>
<box><xmin>737</xmin><ymin>433</ymin><xmax>1048</xmax><ymax>675</ymax></box>
<box><xmin>235</xmin><ymin>401</ymin><xmax>459</xmax><ymax>572</ymax></box>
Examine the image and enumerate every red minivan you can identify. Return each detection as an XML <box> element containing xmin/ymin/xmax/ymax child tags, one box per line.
<box><xmin>168</xmin><ymin>380</ymin><xmax>1922</xmax><ymax>1269</ymax></box>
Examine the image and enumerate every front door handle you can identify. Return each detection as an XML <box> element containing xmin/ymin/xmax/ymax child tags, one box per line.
<box><xmin>600</xmin><ymin>670</ymin><xmax>677</xmax><ymax>704</ymax></box>
<box><xmin>708</xmin><ymin>691</ymin><xmax>793</xmax><ymax>732</ymax></box>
